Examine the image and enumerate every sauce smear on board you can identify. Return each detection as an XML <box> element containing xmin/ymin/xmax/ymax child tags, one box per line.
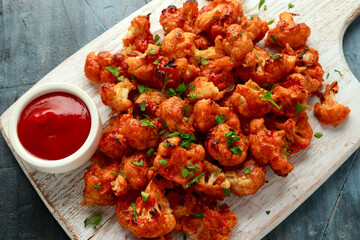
<box><xmin>17</xmin><ymin>92</ymin><xmax>91</xmax><ymax>160</ymax></box>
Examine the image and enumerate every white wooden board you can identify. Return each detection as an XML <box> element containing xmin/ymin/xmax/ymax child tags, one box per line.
<box><xmin>1</xmin><ymin>0</ymin><xmax>360</xmax><ymax>239</ymax></box>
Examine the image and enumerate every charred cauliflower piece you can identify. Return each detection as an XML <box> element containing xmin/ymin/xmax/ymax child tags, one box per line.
<box><xmin>121</xmin><ymin>151</ymin><xmax>151</xmax><ymax>190</ymax></box>
<box><xmin>123</xmin><ymin>15</ymin><xmax>154</xmax><ymax>52</ymax></box>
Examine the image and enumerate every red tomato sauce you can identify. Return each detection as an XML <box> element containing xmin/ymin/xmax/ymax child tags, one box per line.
<box><xmin>17</xmin><ymin>92</ymin><xmax>91</xmax><ymax>160</ymax></box>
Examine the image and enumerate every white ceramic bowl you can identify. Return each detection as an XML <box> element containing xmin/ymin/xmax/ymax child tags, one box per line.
<box><xmin>8</xmin><ymin>82</ymin><xmax>102</xmax><ymax>173</ymax></box>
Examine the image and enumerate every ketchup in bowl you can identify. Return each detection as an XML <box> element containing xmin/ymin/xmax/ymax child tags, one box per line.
<box><xmin>17</xmin><ymin>92</ymin><xmax>91</xmax><ymax>160</ymax></box>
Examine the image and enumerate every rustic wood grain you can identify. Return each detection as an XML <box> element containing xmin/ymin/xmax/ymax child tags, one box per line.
<box><xmin>1</xmin><ymin>0</ymin><xmax>360</xmax><ymax>239</ymax></box>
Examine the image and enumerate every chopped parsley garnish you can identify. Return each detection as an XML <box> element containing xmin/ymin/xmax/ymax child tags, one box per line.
<box><xmin>161</xmin><ymin>71</ymin><xmax>169</xmax><ymax>92</ymax></box>
<box><xmin>158</xmin><ymin>159</ymin><xmax>168</xmax><ymax>166</ymax></box>
<box><xmin>223</xmin><ymin>187</ymin><xmax>231</xmax><ymax>197</ymax></box>
<box><xmin>261</xmin><ymin>92</ymin><xmax>281</xmax><ymax>109</ymax></box>
<box><xmin>225</xmin><ymin>131</ymin><xmax>240</xmax><ymax>146</ymax></box>
<box><xmin>190</xmin><ymin>212</ymin><xmax>205</xmax><ymax>219</ymax></box>
<box><xmin>148</xmin><ymin>49</ymin><xmax>157</xmax><ymax>55</ymax></box>
<box><xmin>231</xmin><ymin>36</ymin><xmax>236</xmax><ymax>41</ymax></box>
<box><xmin>164</xmin><ymin>140</ymin><xmax>170</xmax><ymax>148</ymax></box>
<box><xmin>244</xmin><ymin>168</ymin><xmax>251</xmax><ymax>174</ymax></box>
<box><xmin>258</xmin><ymin>0</ymin><xmax>265</xmax><ymax>10</ymax></box>
<box><xmin>187</xmin><ymin>93</ymin><xmax>197</xmax><ymax>99</ymax></box>
<box><xmin>262</xmin><ymin>83</ymin><xmax>275</xmax><ymax>93</ymax></box>
<box><xmin>93</xmin><ymin>182</ymin><xmax>101</xmax><ymax>189</ymax></box>
<box><xmin>265</xmin><ymin>180</ymin><xmax>269</xmax><ymax>183</ymax></box>
<box><xmin>266</xmin><ymin>211</ymin><xmax>271</xmax><ymax>215</ymax></box>
<box><xmin>183</xmin><ymin>116</ymin><xmax>189</xmax><ymax>122</ymax></box>
<box><xmin>286</xmin><ymin>150</ymin><xmax>292</xmax><ymax>156</ymax></box>
<box><xmin>184</xmin><ymin>105</ymin><xmax>190</xmax><ymax>115</ymax></box>
<box><xmin>153</xmin><ymin>59</ymin><xmax>159</xmax><ymax>65</ymax></box>
<box><xmin>268</xmin><ymin>19</ymin><xmax>275</xmax><ymax>25</ymax></box>
<box><xmin>131</xmin><ymin>202</ymin><xmax>138</xmax><ymax>219</ymax></box>
<box><xmin>140</xmin><ymin>100</ymin><xmax>146</xmax><ymax>111</ymax></box>
<box><xmin>185</xmin><ymin>172</ymin><xmax>204</xmax><ymax>188</ymax></box>
<box><xmin>282</xmin><ymin>144</ymin><xmax>289</xmax><ymax>148</ymax></box>
<box><xmin>179</xmin><ymin>133</ymin><xmax>196</xmax><ymax>149</ymax></box>
<box><xmin>182</xmin><ymin>168</ymin><xmax>195</xmax><ymax>178</ymax></box>
<box><xmin>200</xmin><ymin>56</ymin><xmax>209</xmax><ymax>65</ymax></box>
<box><xmin>215</xmin><ymin>113</ymin><xmax>227</xmax><ymax>125</ymax></box>
<box><xmin>264</xmin><ymin>5</ymin><xmax>267</xmax><ymax>10</ymax></box>
<box><xmin>164</xmin><ymin>24</ymin><xmax>168</xmax><ymax>31</ymax></box>
<box><xmin>176</xmin><ymin>83</ymin><xmax>189</xmax><ymax>95</ymax></box>
<box><xmin>147</xmin><ymin>148</ymin><xmax>155</xmax><ymax>157</ymax></box>
<box><xmin>159</xmin><ymin>129</ymin><xmax>166</xmax><ymax>136</ymax></box>
<box><xmin>232</xmin><ymin>57</ymin><xmax>235</xmax><ymax>62</ymax></box>
<box><xmin>288</xmin><ymin>3</ymin><xmax>295</xmax><ymax>9</ymax></box>
<box><xmin>213</xmin><ymin>16</ymin><xmax>218</xmax><ymax>21</ymax></box>
<box><xmin>141</xmin><ymin>191</ymin><xmax>150</xmax><ymax>202</ymax></box>
<box><xmin>105</xmin><ymin>66</ymin><xmax>124</xmax><ymax>82</ymax></box>
<box><xmin>314</xmin><ymin>132</ymin><xmax>323</xmax><ymax>138</ymax></box>
<box><xmin>214</xmin><ymin>170</ymin><xmax>218</xmax><ymax>177</ymax></box>
<box><xmin>326</xmin><ymin>73</ymin><xmax>330</xmax><ymax>79</ymax></box>
<box><xmin>154</xmin><ymin>34</ymin><xmax>161</xmax><ymax>43</ymax></box>
<box><xmin>295</xmin><ymin>101</ymin><xmax>307</xmax><ymax>115</ymax></box>
<box><xmin>166</xmin><ymin>88</ymin><xmax>177</xmax><ymax>97</ymax></box>
<box><xmin>84</xmin><ymin>214</ymin><xmax>101</xmax><ymax>229</ymax></box>
<box><xmin>168</xmin><ymin>132</ymin><xmax>180</xmax><ymax>137</ymax></box>
<box><xmin>111</xmin><ymin>172</ymin><xmax>126</xmax><ymax>178</ymax></box>
<box><xmin>334</xmin><ymin>69</ymin><xmax>343</xmax><ymax>76</ymax></box>
<box><xmin>137</xmin><ymin>84</ymin><xmax>152</xmax><ymax>94</ymax></box>
<box><xmin>238</xmin><ymin>31</ymin><xmax>243</xmax><ymax>36</ymax></box>
<box><xmin>189</xmin><ymin>84</ymin><xmax>195</xmax><ymax>90</ymax></box>
<box><xmin>130</xmin><ymin>51</ymin><xmax>136</xmax><ymax>54</ymax></box>
<box><xmin>187</xmin><ymin>163</ymin><xmax>199</xmax><ymax>171</ymax></box>
<box><xmin>140</xmin><ymin>118</ymin><xmax>155</xmax><ymax>128</ymax></box>
<box><xmin>230</xmin><ymin>145</ymin><xmax>243</xmax><ymax>155</ymax></box>
<box><xmin>270</xmin><ymin>34</ymin><xmax>282</xmax><ymax>47</ymax></box>
<box><xmin>132</xmin><ymin>160</ymin><xmax>144</xmax><ymax>166</ymax></box>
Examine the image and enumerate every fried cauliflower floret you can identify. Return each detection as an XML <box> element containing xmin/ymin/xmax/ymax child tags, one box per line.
<box><xmin>99</xmin><ymin>117</ymin><xmax>133</xmax><ymax>159</ymax></box>
<box><xmin>206</xmin><ymin>123</ymin><xmax>249</xmax><ymax>167</ymax></box>
<box><xmin>200</xmin><ymin>56</ymin><xmax>234</xmax><ymax>90</ymax></box>
<box><xmin>154</xmin><ymin>137</ymin><xmax>205</xmax><ymax>188</ymax></box>
<box><xmin>216</xmin><ymin>24</ymin><xmax>254</xmax><ymax>66</ymax></box>
<box><xmin>314</xmin><ymin>82</ymin><xmax>350</xmax><ymax>127</ymax></box>
<box><xmin>121</xmin><ymin>151</ymin><xmax>151</xmax><ymax>190</ymax></box>
<box><xmin>156</xmin><ymin>96</ymin><xmax>195</xmax><ymax>134</ymax></box>
<box><xmin>166</xmin><ymin>187</ymin><xmax>196</xmax><ymax>231</ymax></box>
<box><xmin>194</xmin><ymin>0</ymin><xmax>243</xmax><ymax>36</ymax></box>
<box><xmin>194</xmin><ymin>161</ymin><xmax>231</xmax><ymax>199</ymax></box>
<box><xmin>135</xmin><ymin>90</ymin><xmax>168</xmax><ymax>118</ymax></box>
<box><xmin>266</xmin><ymin>12</ymin><xmax>311</xmax><ymax>48</ymax></box>
<box><xmin>116</xmin><ymin>176</ymin><xmax>176</xmax><ymax>238</ymax></box>
<box><xmin>240</xmin><ymin>15</ymin><xmax>269</xmax><ymax>43</ymax></box>
<box><xmin>182</xmin><ymin>196</ymin><xmax>238</xmax><ymax>240</ymax></box>
<box><xmin>119</xmin><ymin>114</ymin><xmax>161</xmax><ymax>150</ymax></box>
<box><xmin>228</xmin><ymin>80</ymin><xmax>272</xmax><ymax>118</ymax></box>
<box><xmin>193</xmin><ymin>46</ymin><xmax>226</xmax><ymax>61</ymax></box>
<box><xmin>249</xmin><ymin>118</ymin><xmax>294</xmax><ymax>177</ymax></box>
<box><xmin>225</xmin><ymin>159</ymin><xmax>265</xmax><ymax>197</ymax></box>
<box><xmin>271</xmin><ymin>85</ymin><xmax>309</xmax><ymax>118</ymax></box>
<box><xmin>160</xmin><ymin>0</ymin><xmax>199</xmax><ymax>33</ymax></box>
<box><xmin>187</xmin><ymin>77</ymin><xmax>220</xmax><ymax>102</ymax></box>
<box><xmin>83</xmin><ymin>152</ymin><xmax>119</xmax><ymax>205</ymax></box>
<box><xmin>161</xmin><ymin>28</ymin><xmax>196</xmax><ymax>59</ymax></box>
<box><xmin>99</xmin><ymin>78</ymin><xmax>136</xmax><ymax>112</ymax></box>
<box><xmin>84</xmin><ymin>51</ymin><xmax>125</xmax><ymax>83</ymax></box>
<box><xmin>123</xmin><ymin>15</ymin><xmax>154</xmax><ymax>52</ymax></box>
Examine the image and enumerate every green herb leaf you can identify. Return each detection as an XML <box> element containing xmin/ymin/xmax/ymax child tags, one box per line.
<box><xmin>154</xmin><ymin>34</ymin><xmax>161</xmax><ymax>43</ymax></box>
<box><xmin>262</xmin><ymin>83</ymin><xmax>275</xmax><ymax>94</ymax></box>
<box><xmin>225</xmin><ymin>131</ymin><xmax>240</xmax><ymax>146</ymax></box>
<box><xmin>264</xmin><ymin>4</ymin><xmax>267</xmax><ymax>10</ymax></box>
<box><xmin>286</xmin><ymin>150</ymin><xmax>292</xmax><ymax>156</ymax></box>
<box><xmin>326</xmin><ymin>73</ymin><xmax>330</xmax><ymax>79</ymax></box>
<box><xmin>111</xmin><ymin>172</ymin><xmax>127</xmax><ymax>178</ymax></box>
<box><xmin>231</xmin><ymin>36</ymin><xmax>236</xmax><ymax>41</ymax></box>
<box><xmin>238</xmin><ymin>31</ymin><xmax>243</xmax><ymax>36</ymax></box>
<box><xmin>232</xmin><ymin>57</ymin><xmax>235</xmax><ymax>62</ymax></box>
<box><xmin>187</xmin><ymin>93</ymin><xmax>197</xmax><ymax>99</ymax></box>
<box><xmin>215</xmin><ymin>113</ymin><xmax>226</xmax><ymax>125</ymax></box>
<box><xmin>314</xmin><ymin>132</ymin><xmax>323</xmax><ymax>138</ymax></box>
<box><xmin>230</xmin><ymin>145</ymin><xmax>243</xmax><ymax>155</ymax></box>
<box><xmin>185</xmin><ymin>172</ymin><xmax>204</xmax><ymax>188</ymax></box>
<box><xmin>159</xmin><ymin>129</ymin><xmax>166</xmax><ymax>136</ymax></box>
<box><xmin>266</xmin><ymin>210</ymin><xmax>270</xmax><ymax>215</ymax></box>
<box><xmin>140</xmin><ymin>119</ymin><xmax>155</xmax><ymax>128</ymax></box>
<box><xmin>200</xmin><ymin>56</ymin><xmax>209</xmax><ymax>65</ymax></box>
<box><xmin>282</xmin><ymin>144</ymin><xmax>289</xmax><ymax>149</ymax></box>
<box><xmin>288</xmin><ymin>3</ymin><xmax>294</xmax><ymax>9</ymax></box>
<box><xmin>261</xmin><ymin>92</ymin><xmax>281</xmax><ymax>109</ymax></box>
<box><xmin>295</xmin><ymin>101</ymin><xmax>307</xmax><ymax>115</ymax></box>
<box><xmin>179</xmin><ymin>133</ymin><xmax>196</xmax><ymax>149</ymax></box>
<box><xmin>190</xmin><ymin>212</ymin><xmax>205</xmax><ymax>219</ymax></box>
<box><xmin>213</xmin><ymin>16</ymin><xmax>218</xmax><ymax>21</ymax></box>
<box><xmin>137</xmin><ymin>84</ymin><xmax>152</xmax><ymax>94</ymax></box>
<box><xmin>93</xmin><ymin>182</ymin><xmax>101</xmax><ymax>189</ymax></box>
<box><xmin>270</xmin><ymin>34</ymin><xmax>282</xmax><ymax>47</ymax></box>
<box><xmin>132</xmin><ymin>160</ymin><xmax>144</xmax><ymax>166</ymax></box>
<box><xmin>334</xmin><ymin>69</ymin><xmax>343</xmax><ymax>76</ymax></box>
<box><xmin>259</xmin><ymin>0</ymin><xmax>265</xmax><ymax>10</ymax></box>
<box><xmin>158</xmin><ymin>159</ymin><xmax>168</xmax><ymax>166</ymax></box>
<box><xmin>223</xmin><ymin>187</ymin><xmax>231</xmax><ymax>197</ymax></box>
<box><xmin>106</xmin><ymin>66</ymin><xmax>124</xmax><ymax>82</ymax></box>
<box><xmin>189</xmin><ymin>84</ymin><xmax>195</xmax><ymax>90</ymax></box>
<box><xmin>176</xmin><ymin>83</ymin><xmax>189</xmax><ymax>96</ymax></box>
<box><xmin>166</xmin><ymin>88</ymin><xmax>177</xmax><ymax>97</ymax></box>
<box><xmin>268</xmin><ymin>19</ymin><xmax>275</xmax><ymax>25</ymax></box>
<box><xmin>140</xmin><ymin>100</ymin><xmax>146</xmax><ymax>111</ymax></box>
<box><xmin>131</xmin><ymin>202</ymin><xmax>138</xmax><ymax>219</ymax></box>
<box><xmin>182</xmin><ymin>168</ymin><xmax>195</xmax><ymax>178</ymax></box>
<box><xmin>146</xmin><ymin>148</ymin><xmax>155</xmax><ymax>157</ymax></box>
<box><xmin>184</xmin><ymin>105</ymin><xmax>190</xmax><ymax>115</ymax></box>
<box><xmin>84</xmin><ymin>214</ymin><xmax>102</xmax><ymax>229</ymax></box>
<box><xmin>164</xmin><ymin>140</ymin><xmax>170</xmax><ymax>148</ymax></box>
<box><xmin>164</xmin><ymin>24</ymin><xmax>168</xmax><ymax>31</ymax></box>
<box><xmin>148</xmin><ymin>49</ymin><xmax>157</xmax><ymax>55</ymax></box>
<box><xmin>153</xmin><ymin>59</ymin><xmax>159</xmax><ymax>65</ymax></box>
<box><xmin>161</xmin><ymin>71</ymin><xmax>169</xmax><ymax>93</ymax></box>
<box><xmin>141</xmin><ymin>191</ymin><xmax>150</xmax><ymax>202</ymax></box>
<box><xmin>214</xmin><ymin>170</ymin><xmax>218</xmax><ymax>177</ymax></box>
<box><xmin>187</xmin><ymin>163</ymin><xmax>199</xmax><ymax>171</ymax></box>
<box><xmin>183</xmin><ymin>116</ymin><xmax>189</xmax><ymax>122</ymax></box>
<box><xmin>265</xmin><ymin>180</ymin><xmax>269</xmax><ymax>183</ymax></box>
<box><xmin>168</xmin><ymin>132</ymin><xmax>180</xmax><ymax>137</ymax></box>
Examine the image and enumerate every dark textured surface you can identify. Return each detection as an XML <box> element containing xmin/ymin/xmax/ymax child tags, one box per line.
<box><xmin>0</xmin><ymin>1</ymin><xmax>359</xmax><ymax>239</ymax></box>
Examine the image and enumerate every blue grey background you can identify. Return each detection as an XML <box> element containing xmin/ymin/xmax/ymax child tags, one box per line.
<box><xmin>0</xmin><ymin>0</ymin><xmax>358</xmax><ymax>239</ymax></box>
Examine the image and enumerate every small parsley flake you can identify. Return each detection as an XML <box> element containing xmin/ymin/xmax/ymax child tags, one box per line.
<box><xmin>314</xmin><ymin>132</ymin><xmax>323</xmax><ymax>138</ymax></box>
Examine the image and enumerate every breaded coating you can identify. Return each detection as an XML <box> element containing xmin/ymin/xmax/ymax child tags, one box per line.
<box><xmin>249</xmin><ymin>118</ymin><xmax>294</xmax><ymax>177</ymax></box>
<box><xmin>240</xmin><ymin>15</ymin><xmax>269</xmax><ymax>43</ymax></box>
<box><xmin>182</xmin><ymin>196</ymin><xmax>238</xmax><ymax>240</ymax></box>
<box><xmin>160</xmin><ymin>0</ymin><xmax>199</xmax><ymax>34</ymax></box>
<box><xmin>83</xmin><ymin>152</ymin><xmax>119</xmax><ymax>205</ymax></box>
<box><xmin>225</xmin><ymin>159</ymin><xmax>266</xmax><ymax>197</ymax></box>
<box><xmin>206</xmin><ymin>123</ymin><xmax>249</xmax><ymax>166</ymax></box>
<box><xmin>116</xmin><ymin>176</ymin><xmax>176</xmax><ymax>238</ymax></box>
<box><xmin>156</xmin><ymin>96</ymin><xmax>195</xmax><ymax>134</ymax></box>
<box><xmin>266</xmin><ymin>12</ymin><xmax>311</xmax><ymax>48</ymax></box>
<box><xmin>187</xmin><ymin>77</ymin><xmax>219</xmax><ymax>102</ymax></box>
<box><xmin>121</xmin><ymin>151</ymin><xmax>151</xmax><ymax>190</ymax></box>
<box><xmin>161</xmin><ymin>28</ymin><xmax>196</xmax><ymax>59</ymax></box>
<box><xmin>193</xmin><ymin>46</ymin><xmax>226</xmax><ymax>61</ymax></box>
<box><xmin>194</xmin><ymin>161</ymin><xmax>231</xmax><ymax>199</ymax></box>
<box><xmin>123</xmin><ymin>15</ymin><xmax>154</xmax><ymax>52</ymax></box>
<box><xmin>135</xmin><ymin>90</ymin><xmax>168</xmax><ymax>118</ymax></box>
<box><xmin>154</xmin><ymin>137</ymin><xmax>205</xmax><ymax>188</ymax></box>
<box><xmin>314</xmin><ymin>82</ymin><xmax>350</xmax><ymax>127</ymax></box>
<box><xmin>99</xmin><ymin>78</ymin><xmax>136</xmax><ymax>112</ymax></box>
<box><xmin>200</xmin><ymin>56</ymin><xmax>234</xmax><ymax>90</ymax></box>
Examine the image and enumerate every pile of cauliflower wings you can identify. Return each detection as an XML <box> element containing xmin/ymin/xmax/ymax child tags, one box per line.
<box><xmin>82</xmin><ymin>0</ymin><xmax>350</xmax><ymax>239</ymax></box>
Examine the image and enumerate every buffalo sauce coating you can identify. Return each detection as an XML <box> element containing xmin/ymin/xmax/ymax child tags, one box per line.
<box><xmin>17</xmin><ymin>92</ymin><xmax>91</xmax><ymax>160</ymax></box>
